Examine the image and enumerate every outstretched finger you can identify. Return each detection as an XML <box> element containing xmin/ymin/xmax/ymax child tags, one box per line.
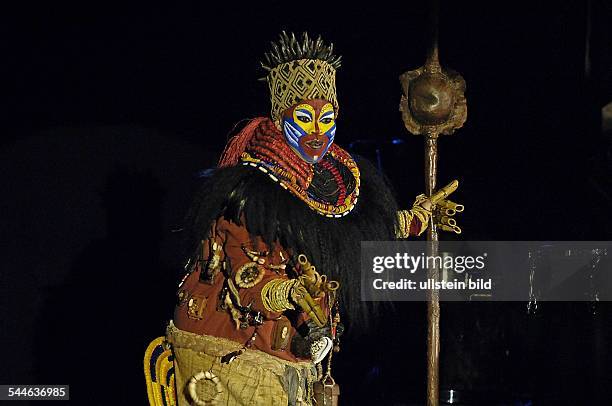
<box><xmin>430</xmin><ymin>180</ymin><xmax>459</xmax><ymax>204</ymax></box>
<box><xmin>438</xmin><ymin>224</ymin><xmax>462</xmax><ymax>234</ymax></box>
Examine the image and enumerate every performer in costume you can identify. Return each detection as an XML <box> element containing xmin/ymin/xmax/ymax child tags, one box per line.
<box><xmin>144</xmin><ymin>32</ymin><xmax>462</xmax><ymax>406</ymax></box>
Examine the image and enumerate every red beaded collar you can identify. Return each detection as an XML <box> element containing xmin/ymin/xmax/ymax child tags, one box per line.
<box><xmin>218</xmin><ymin>118</ymin><xmax>360</xmax><ymax>218</ymax></box>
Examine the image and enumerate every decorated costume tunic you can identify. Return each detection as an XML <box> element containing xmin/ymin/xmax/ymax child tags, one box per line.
<box><xmin>165</xmin><ymin>118</ymin><xmax>426</xmax><ymax>405</ymax></box>
<box><xmin>144</xmin><ymin>32</ymin><xmax>437</xmax><ymax>406</ymax></box>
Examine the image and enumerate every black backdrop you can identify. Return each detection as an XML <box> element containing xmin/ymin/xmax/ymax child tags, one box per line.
<box><xmin>2</xmin><ymin>1</ymin><xmax>612</xmax><ymax>404</ymax></box>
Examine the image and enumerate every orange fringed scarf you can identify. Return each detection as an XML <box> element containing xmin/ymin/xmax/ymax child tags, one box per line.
<box><xmin>218</xmin><ymin>118</ymin><xmax>313</xmax><ymax>189</ymax></box>
<box><xmin>217</xmin><ymin>117</ymin><xmax>268</xmax><ymax>168</ymax></box>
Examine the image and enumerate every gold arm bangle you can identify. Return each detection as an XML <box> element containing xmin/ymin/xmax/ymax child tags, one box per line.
<box><xmin>395</xmin><ymin>210</ymin><xmax>413</xmax><ymax>238</ymax></box>
<box><xmin>261</xmin><ymin>279</ymin><xmax>297</xmax><ymax>313</ymax></box>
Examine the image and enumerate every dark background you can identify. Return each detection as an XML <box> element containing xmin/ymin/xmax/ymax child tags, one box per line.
<box><xmin>1</xmin><ymin>1</ymin><xmax>612</xmax><ymax>404</ymax></box>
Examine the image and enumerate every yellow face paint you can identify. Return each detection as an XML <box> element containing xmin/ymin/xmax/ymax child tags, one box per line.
<box><xmin>292</xmin><ymin>103</ymin><xmax>317</xmax><ymax>134</ymax></box>
<box><xmin>292</xmin><ymin>103</ymin><xmax>335</xmax><ymax>135</ymax></box>
<box><xmin>282</xmin><ymin>100</ymin><xmax>337</xmax><ymax>164</ymax></box>
<box><xmin>317</xmin><ymin>103</ymin><xmax>336</xmax><ymax>134</ymax></box>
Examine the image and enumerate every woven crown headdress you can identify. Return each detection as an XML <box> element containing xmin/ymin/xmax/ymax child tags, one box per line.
<box><xmin>261</xmin><ymin>32</ymin><xmax>342</xmax><ymax>124</ymax></box>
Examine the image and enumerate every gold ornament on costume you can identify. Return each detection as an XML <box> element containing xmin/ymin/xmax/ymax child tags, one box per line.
<box><xmin>261</xmin><ymin>277</ymin><xmax>327</xmax><ymax>327</ymax></box>
<box><xmin>187</xmin><ymin>294</ymin><xmax>208</xmax><ymax>320</ymax></box>
<box><xmin>187</xmin><ymin>370</ymin><xmax>223</xmax><ymax>406</ymax></box>
<box><xmin>261</xmin><ymin>279</ymin><xmax>297</xmax><ymax>313</ymax></box>
<box><xmin>234</xmin><ymin>262</ymin><xmax>265</xmax><ymax>288</ymax></box>
<box><xmin>200</xmin><ymin>239</ymin><xmax>223</xmax><ymax>284</ymax></box>
<box><xmin>297</xmin><ymin>254</ymin><xmax>340</xmax><ymax>297</ymax></box>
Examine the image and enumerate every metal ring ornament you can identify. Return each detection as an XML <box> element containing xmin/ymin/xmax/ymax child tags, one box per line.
<box><xmin>325</xmin><ymin>279</ymin><xmax>340</xmax><ymax>292</ymax></box>
<box><xmin>439</xmin><ymin>216</ymin><xmax>457</xmax><ymax>227</ymax></box>
<box><xmin>187</xmin><ymin>370</ymin><xmax>223</xmax><ymax>406</ymax></box>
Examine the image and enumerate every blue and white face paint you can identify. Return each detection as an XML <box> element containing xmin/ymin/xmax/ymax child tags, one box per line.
<box><xmin>281</xmin><ymin>100</ymin><xmax>336</xmax><ymax>164</ymax></box>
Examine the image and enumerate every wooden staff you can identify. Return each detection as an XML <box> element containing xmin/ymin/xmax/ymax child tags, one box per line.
<box><xmin>399</xmin><ymin>1</ymin><xmax>467</xmax><ymax>404</ymax></box>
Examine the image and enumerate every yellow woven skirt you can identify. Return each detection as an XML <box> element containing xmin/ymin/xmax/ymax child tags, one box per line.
<box><xmin>166</xmin><ymin>321</ymin><xmax>316</xmax><ymax>406</ymax></box>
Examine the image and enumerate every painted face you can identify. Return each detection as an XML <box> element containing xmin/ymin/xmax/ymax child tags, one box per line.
<box><xmin>281</xmin><ymin>99</ymin><xmax>336</xmax><ymax>164</ymax></box>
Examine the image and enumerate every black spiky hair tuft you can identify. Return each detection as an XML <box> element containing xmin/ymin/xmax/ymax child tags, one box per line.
<box><xmin>261</xmin><ymin>31</ymin><xmax>342</xmax><ymax>72</ymax></box>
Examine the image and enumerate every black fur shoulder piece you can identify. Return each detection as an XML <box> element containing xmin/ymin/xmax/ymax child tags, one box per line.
<box><xmin>180</xmin><ymin>156</ymin><xmax>398</xmax><ymax>330</ymax></box>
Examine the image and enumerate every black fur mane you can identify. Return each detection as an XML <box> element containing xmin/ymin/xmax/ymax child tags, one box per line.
<box><xmin>180</xmin><ymin>156</ymin><xmax>398</xmax><ymax>331</ymax></box>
